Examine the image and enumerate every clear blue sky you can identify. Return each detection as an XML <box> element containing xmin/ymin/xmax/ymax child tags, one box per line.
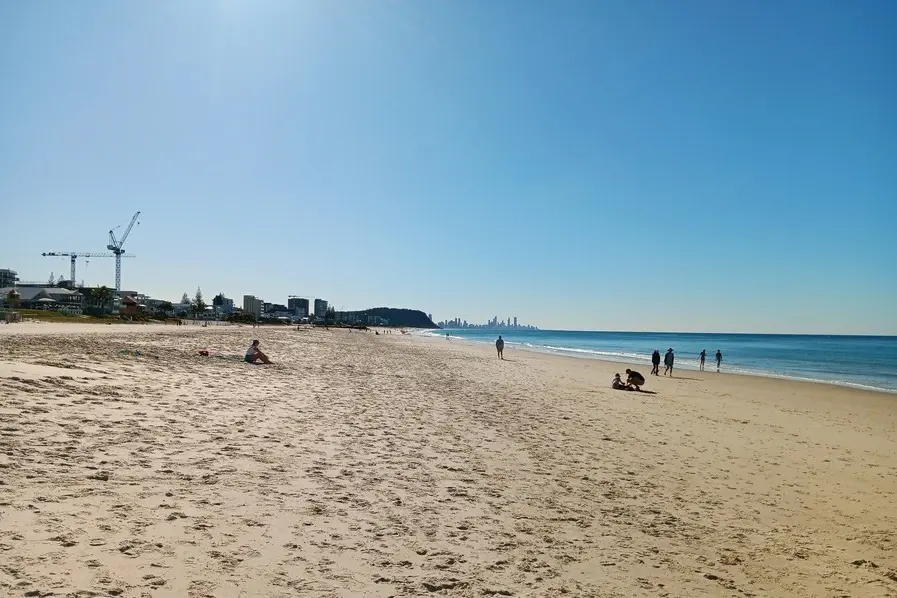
<box><xmin>1</xmin><ymin>1</ymin><xmax>895</xmax><ymax>333</ymax></box>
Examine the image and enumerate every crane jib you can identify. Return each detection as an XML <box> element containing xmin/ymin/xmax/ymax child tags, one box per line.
<box><xmin>41</xmin><ymin>211</ymin><xmax>141</xmax><ymax>290</ymax></box>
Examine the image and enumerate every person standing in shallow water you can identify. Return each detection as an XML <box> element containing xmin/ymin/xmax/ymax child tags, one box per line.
<box><xmin>699</xmin><ymin>349</ymin><xmax>706</xmax><ymax>371</ymax></box>
<box><xmin>716</xmin><ymin>349</ymin><xmax>722</xmax><ymax>371</ymax></box>
<box><xmin>496</xmin><ymin>335</ymin><xmax>505</xmax><ymax>360</ymax></box>
<box><xmin>651</xmin><ymin>350</ymin><xmax>661</xmax><ymax>376</ymax></box>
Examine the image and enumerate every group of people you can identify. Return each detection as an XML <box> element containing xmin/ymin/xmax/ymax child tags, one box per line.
<box><xmin>699</xmin><ymin>349</ymin><xmax>723</xmax><ymax>371</ymax></box>
<box><xmin>650</xmin><ymin>348</ymin><xmax>676</xmax><ymax>376</ymax></box>
<box><xmin>646</xmin><ymin>348</ymin><xmax>722</xmax><ymax>377</ymax></box>
<box><xmin>613</xmin><ymin>368</ymin><xmax>646</xmax><ymax>391</ymax></box>
<box><xmin>612</xmin><ymin>348</ymin><xmax>724</xmax><ymax>391</ymax></box>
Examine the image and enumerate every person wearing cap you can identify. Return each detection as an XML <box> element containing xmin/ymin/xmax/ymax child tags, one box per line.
<box><xmin>663</xmin><ymin>348</ymin><xmax>675</xmax><ymax>376</ymax></box>
<box><xmin>244</xmin><ymin>339</ymin><xmax>271</xmax><ymax>364</ymax></box>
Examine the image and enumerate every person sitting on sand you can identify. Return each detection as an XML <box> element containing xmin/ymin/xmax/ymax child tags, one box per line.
<box><xmin>244</xmin><ymin>340</ymin><xmax>271</xmax><ymax>364</ymax></box>
<box><xmin>626</xmin><ymin>368</ymin><xmax>646</xmax><ymax>391</ymax></box>
<box><xmin>612</xmin><ymin>373</ymin><xmax>629</xmax><ymax>390</ymax></box>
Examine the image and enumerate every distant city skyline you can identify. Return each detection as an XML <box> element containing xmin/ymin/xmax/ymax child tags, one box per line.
<box><xmin>437</xmin><ymin>316</ymin><xmax>538</xmax><ymax>331</ymax></box>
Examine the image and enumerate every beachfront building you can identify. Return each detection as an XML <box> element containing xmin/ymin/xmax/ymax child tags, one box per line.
<box><xmin>288</xmin><ymin>297</ymin><xmax>309</xmax><ymax>318</ymax></box>
<box><xmin>217</xmin><ymin>297</ymin><xmax>234</xmax><ymax>315</ymax></box>
<box><xmin>119</xmin><ymin>295</ymin><xmax>140</xmax><ymax>316</ymax></box>
<box><xmin>263</xmin><ymin>302</ymin><xmax>293</xmax><ymax>320</ymax></box>
<box><xmin>0</xmin><ymin>285</ymin><xmax>84</xmax><ymax>311</ymax></box>
<box><xmin>143</xmin><ymin>298</ymin><xmax>167</xmax><ymax>312</ymax></box>
<box><xmin>243</xmin><ymin>295</ymin><xmax>263</xmax><ymax>318</ymax></box>
<box><xmin>335</xmin><ymin>311</ymin><xmax>390</xmax><ymax>326</ymax></box>
<box><xmin>314</xmin><ymin>299</ymin><xmax>328</xmax><ymax>319</ymax></box>
<box><xmin>0</xmin><ymin>269</ymin><xmax>18</xmax><ymax>288</ymax></box>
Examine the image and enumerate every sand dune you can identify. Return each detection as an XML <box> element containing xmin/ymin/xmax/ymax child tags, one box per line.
<box><xmin>1</xmin><ymin>324</ymin><xmax>895</xmax><ymax>597</ymax></box>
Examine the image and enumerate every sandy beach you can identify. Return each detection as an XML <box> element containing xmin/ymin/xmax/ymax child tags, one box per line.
<box><xmin>1</xmin><ymin>323</ymin><xmax>896</xmax><ymax>598</ymax></box>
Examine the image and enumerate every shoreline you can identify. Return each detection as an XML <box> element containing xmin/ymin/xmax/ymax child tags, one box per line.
<box><xmin>418</xmin><ymin>330</ymin><xmax>897</xmax><ymax>396</ymax></box>
<box><xmin>409</xmin><ymin>330</ymin><xmax>897</xmax><ymax>402</ymax></box>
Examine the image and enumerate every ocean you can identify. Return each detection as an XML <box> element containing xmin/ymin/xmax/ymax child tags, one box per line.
<box><xmin>422</xmin><ymin>329</ymin><xmax>897</xmax><ymax>394</ymax></box>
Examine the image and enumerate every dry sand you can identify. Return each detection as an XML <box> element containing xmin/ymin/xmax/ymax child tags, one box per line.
<box><xmin>1</xmin><ymin>323</ymin><xmax>896</xmax><ymax>597</ymax></box>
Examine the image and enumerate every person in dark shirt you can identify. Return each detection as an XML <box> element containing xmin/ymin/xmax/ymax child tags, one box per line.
<box><xmin>626</xmin><ymin>368</ymin><xmax>646</xmax><ymax>391</ymax></box>
<box><xmin>716</xmin><ymin>349</ymin><xmax>722</xmax><ymax>371</ymax></box>
<box><xmin>663</xmin><ymin>348</ymin><xmax>674</xmax><ymax>376</ymax></box>
<box><xmin>495</xmin><ymin>335</ymin><xmax>505</xmax><ymax>360</ymax></box>
<box><xmin>651</xmin><ymin>350</ymin><xmax>661</xmax><ymax>375</ymax></box>
<box><xmin>699</xmin><ymin>349</ymin><xmax>706</xmax><ymax>371</ymax></box>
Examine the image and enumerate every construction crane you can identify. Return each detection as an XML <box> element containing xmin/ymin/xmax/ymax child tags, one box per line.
<box><xmin>41</xmin><ymin>252</ymin><xmax>135</xmax><ymax>286</ymax></box>
<box><xmin>106</xmin><ymin>211</ymin><xmax>141</xmax><ymax>292</ymax></box>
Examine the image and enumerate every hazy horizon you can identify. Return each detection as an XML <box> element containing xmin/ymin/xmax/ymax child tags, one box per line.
<box><xmin>438</xmin><ymin>325</ymin><xmax>897</xmax><ymax>337</ymax></box>
<box><xmin>1</xmin><ymin>2</ymin><xmax>895</xmax><ymax>335</ymax></box>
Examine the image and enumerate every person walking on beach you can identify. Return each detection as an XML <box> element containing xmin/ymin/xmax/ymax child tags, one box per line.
<box><xmin>664</xmin><ymin>348</ymin><xmax>674</xmax><ymax>376</ymax></box>
<box><xmin>716</xmin><ymin>349</ymin><xmax>722</xmax><ymax>371</ymax></box>
<box><xmin>496</xmin><ymin>335</ymin><xmax>505</xmax><ymax>360</ymax></box>
<box><xmin>699</xmin><ymin>349</ymin><xmax>706</xmax><ymax>371</ymax></box>
<box><xmin>651</xmin><ymin>350</ymin><xmax>661</xmax><ymax>375</ymax></box>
